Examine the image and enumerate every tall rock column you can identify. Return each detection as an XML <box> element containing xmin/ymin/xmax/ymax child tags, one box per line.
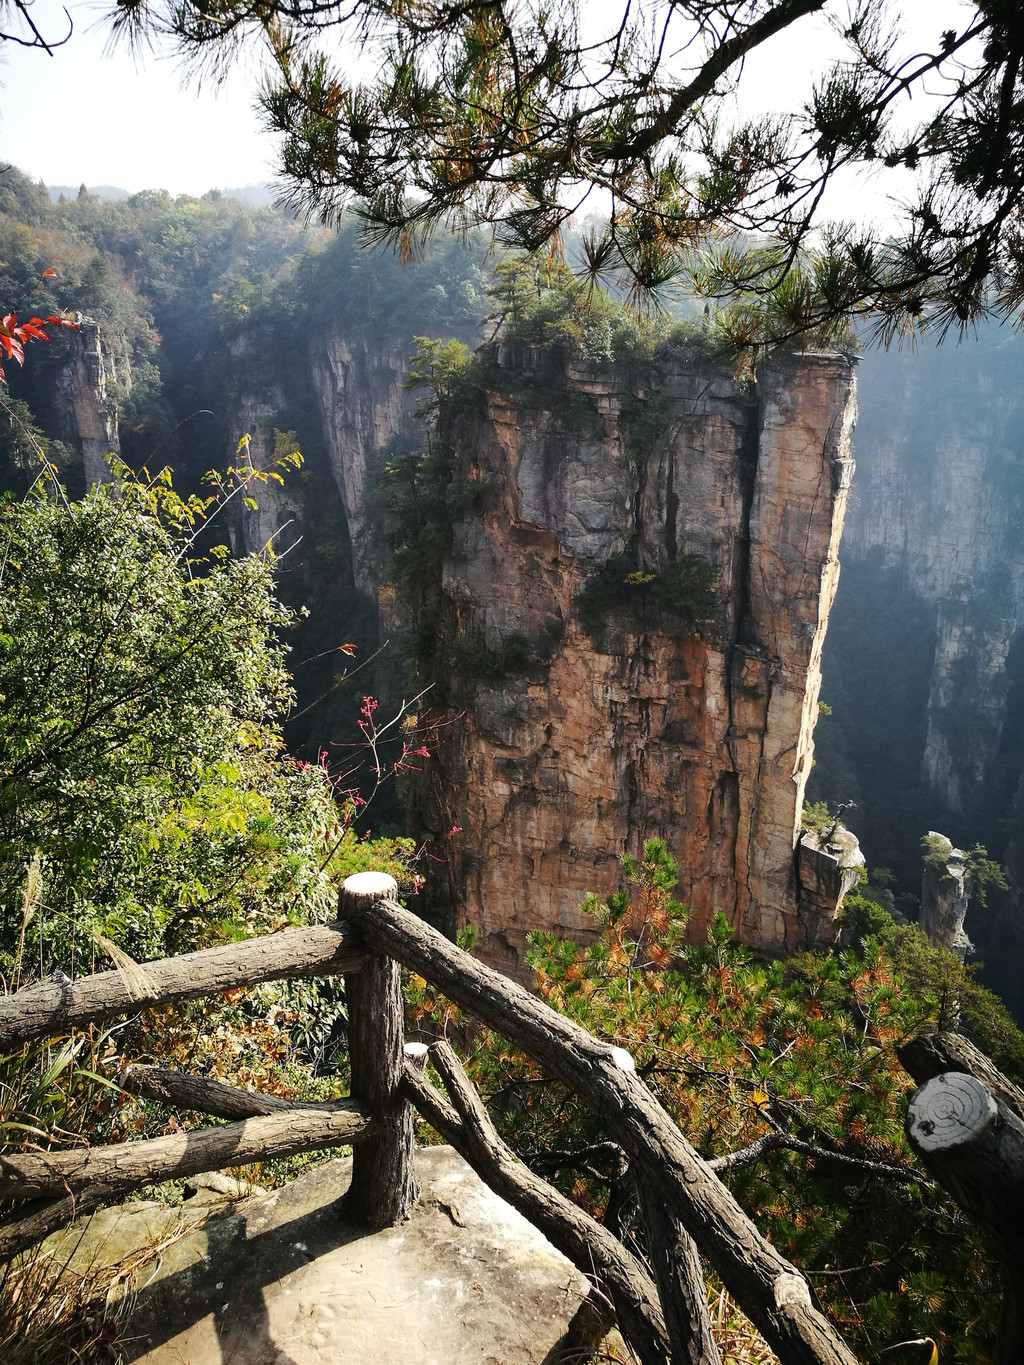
<box><xmin>740</xmin><ymin>353</ymin><xmax>858</xmax><ymax>949</ymax></box>
<box><xmin>53</xmin><ymin>319</ymin><xmax>124</xmax><ymax>486</ymax></box>
<box><xmin>414</xmin><ymin>345</ymin><xmax>859</xmax><ymax>973</ymax></box>
<box><xmin>920</xmin><ymin>831</ymin><xmax>970</xmax><ymax>958</ymax></box>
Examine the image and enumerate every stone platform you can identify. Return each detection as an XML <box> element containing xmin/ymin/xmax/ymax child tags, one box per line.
<box><xmin>48</xmin><ymin>1146</ymin><xmax>594</xmax><ymax>1365</ymax></box>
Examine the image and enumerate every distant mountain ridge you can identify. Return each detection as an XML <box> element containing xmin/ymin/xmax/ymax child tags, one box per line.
<box><xmin>45</xmin><ymin>183</ymin><xmax>275</xmax><ymax>206</ymax></box>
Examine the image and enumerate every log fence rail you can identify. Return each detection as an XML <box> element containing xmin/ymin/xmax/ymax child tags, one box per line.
<box><xmin>0</xmin><ymin>872</ymin><xmax>1018</xmax><ymax>1363</ymax></box>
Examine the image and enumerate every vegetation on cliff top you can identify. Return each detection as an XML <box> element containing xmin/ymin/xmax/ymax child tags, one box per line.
<box><xmin>486</xmin><ymin>258</ymin><xmax>717</xmax><ymax>368</ymax></box>
<box><xmin>102</xmin><ymin>0</ymin><xmax>1024</xmax><ymax>351</ymax></box>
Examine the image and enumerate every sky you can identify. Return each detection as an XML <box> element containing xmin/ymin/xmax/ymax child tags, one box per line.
<box><xmin>0</xmin><ymin>0</ymin><xmax>976</xmax><ymax>216</ymax></box>
<box><xmin>1</xmin><ymin>0</ymin><xmax>280</xmax><ymax>194</ymax></box>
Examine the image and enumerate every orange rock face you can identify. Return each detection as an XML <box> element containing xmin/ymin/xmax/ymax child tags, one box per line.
<box><xmin>417</xmin><ymin>346</ymin><xmax>859</xmax><ymax>973</ymax></box>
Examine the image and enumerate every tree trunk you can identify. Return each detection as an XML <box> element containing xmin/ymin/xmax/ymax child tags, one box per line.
<box><xmin>0</xmin><ymin>921</ymin><xmax>366</xmax><ymax>1047</ymax></box>
<box><xmin>340</xmin><ymin>887</ymin><xmax>859</xmax><ymax>1365</ymax></box>
<box><xmin>638</xmin><ymin>1177</ymin><xmax>722</xmax><ymax>1365</ymax></box>
<box><xmin>342</xmin><ymin>872</ymin><xmax>416</xmax><ymax>1227</ymax></box>
<box><xmin>904</xmin><ymin>1047</ymin><xmax>1024</xmax><ymax>1365</ymax></box>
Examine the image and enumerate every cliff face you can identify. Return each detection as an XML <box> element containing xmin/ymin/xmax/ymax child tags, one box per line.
<box><xmin>310</xmin><ymin>330</ymin><xmax>417</xmax><ymax>593</ymax></box>
<box><xmin>51</xmin><ymin>320</ymin><xmax>124</xmax><ymax>486</ymax></box>
<box><xmin>417</xmin><ymin>346</ymin><xmax>859</xmax><ymax>971</ymax></box>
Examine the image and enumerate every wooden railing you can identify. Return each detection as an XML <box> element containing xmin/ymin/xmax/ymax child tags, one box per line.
<box><xmin>1</xmin><ymin>872</ymin><xmax>1019</xmax><ymax>1365</ymax></box>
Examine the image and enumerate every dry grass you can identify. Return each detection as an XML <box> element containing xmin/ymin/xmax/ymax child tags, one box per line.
<box><xmin>0</xmin><ymin>1248</ymin><xmax>135</xmax><ymax>1364</ymax></box>
<box><xmin>0</xmin><ymin>1213</ymin><xmax>206</xmax><ymax>1365</ymax></box>
<box><xmin>581</xmin><ymin>1283</ymin><xmax>781</xmax><ymax>1364</ymax></box>
<box><xmin>710</xmin><ymin>1286</ymin><xmax>780</xmax><ymax>1364</ymax></box>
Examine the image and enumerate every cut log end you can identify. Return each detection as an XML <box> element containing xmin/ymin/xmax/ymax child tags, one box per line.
<box><xmin>774</xmin><ymin>1273</ymin><xmax>812</xmax><ymax>1313</ymax></box>
<box><xmin>404</xmin><ymin>1042</ymin><xmax>430</xmax><ymax>1072</ymax></box>
<box><xmin>907</xmin><ymin>1072</ymin><xmax>998</xmax><ymax>1153</ymax></box>
<box><xmin>342</xmin><ymin>872</ymin><xmax>399</xmax><ymax>904</ymax></box>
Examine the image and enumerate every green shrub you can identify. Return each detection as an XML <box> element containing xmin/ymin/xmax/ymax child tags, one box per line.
<box><xmin>574</xmin><ymin>551</ymin><xmax>718</xmax><ymax>641</ymax></box>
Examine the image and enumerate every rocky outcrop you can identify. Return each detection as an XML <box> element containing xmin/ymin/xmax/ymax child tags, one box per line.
<box><xmin>52</xmin><ymin>318</ymin><xmax>124</xmax><ymax>485</ymax></box>
<box><xmin>45</xmin><ymin>1147</ymin><xmax>591</xmax><ymax>1365</ymax></box>
<box><xmin>920</xmin><ymin>831</ymin><xmax>970</xmax><ymax>957</ymax></box>
<box><xmin>798</xmin><ymin>825</ymin><xmax>866</xmax><ymax>927</ymax></box>
<box><xmin>416</xmin><ymin>346</ymin><xmax>858</xmax><ymax>971</ymax></box>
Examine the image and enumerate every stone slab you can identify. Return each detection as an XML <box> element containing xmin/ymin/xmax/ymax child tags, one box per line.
<box><xmin>54</xmin><ymin>1147</ymin><xmax>591</xmax><ymax>1365</ymax></box>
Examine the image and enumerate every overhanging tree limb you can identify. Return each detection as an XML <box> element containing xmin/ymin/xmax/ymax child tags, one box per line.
<box><xmin>100</xmin><ymin>0</ymin><xmax>1024</xmax><ymax>342</ymax></box>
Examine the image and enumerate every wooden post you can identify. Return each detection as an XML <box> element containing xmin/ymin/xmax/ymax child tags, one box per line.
<box><xmin>906</xmin><ymin>1070</ymin><xmax>1024</xmax><ymax>1364</ymax></box>
<box><xmin>341</xmin><ymin>872</ymin><xmax>416</xmax><ymax>1227</ymax></box>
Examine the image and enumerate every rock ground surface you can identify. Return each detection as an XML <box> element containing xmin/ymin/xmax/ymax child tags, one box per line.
<box><xmin>48</xmin><ymin>1146</ymin><xmax>592</xmax><ymax>1365</ymax></box>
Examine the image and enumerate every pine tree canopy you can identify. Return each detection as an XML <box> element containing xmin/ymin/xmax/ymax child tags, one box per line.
<box><xmin>101</xmin><ymin>0</ymin><xmax>1024</xmax><ymax>346</ymax></box>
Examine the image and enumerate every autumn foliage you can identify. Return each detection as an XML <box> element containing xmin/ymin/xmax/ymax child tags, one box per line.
<box><xmin>409</xmin><ymin>840</ymin><xmax>1024</xmax><ymax>1359</ymax></box>
<box><xmin>0</xmin><ymin>272</ymin><xmax>80</xmax><ymax>381</ymax></box>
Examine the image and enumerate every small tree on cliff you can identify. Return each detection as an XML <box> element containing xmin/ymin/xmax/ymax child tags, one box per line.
<box><xmin>105</xmin><ymin>0</ymin><xmax>1024</xmax><ymax>345</ymax></box>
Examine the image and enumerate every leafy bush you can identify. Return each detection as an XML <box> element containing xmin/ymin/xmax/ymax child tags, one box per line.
<box><xmin>489</xmin><ymin>258</ymin><xmax>664</xmax><ymax>367</ymax></box>
<box><xmin>574</xmin><ymin>551</ymin><xmax>719</xmax><ymax>642</ymax></box>
<box><xmin>0</xmin><ymin>462</ymin><xmax>348</xmax><ymax>974</ymax></box>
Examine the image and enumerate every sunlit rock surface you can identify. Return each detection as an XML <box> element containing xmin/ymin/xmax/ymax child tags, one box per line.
<box><xmin>44</xmin><ymin>1148</ymin><xmax>590</xmax><ymax>1365</ymax></box>
<box><xmin>414</xmin><ymin>346</ymin><xmax>858</xmax><ymax>969</ymax></box>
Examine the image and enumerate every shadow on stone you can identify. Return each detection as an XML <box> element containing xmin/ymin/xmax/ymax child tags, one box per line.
<box><xmin>100</xmin><ymin>1147</ymin><xmax>591</xmax><ymax>1365</ymax></box>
